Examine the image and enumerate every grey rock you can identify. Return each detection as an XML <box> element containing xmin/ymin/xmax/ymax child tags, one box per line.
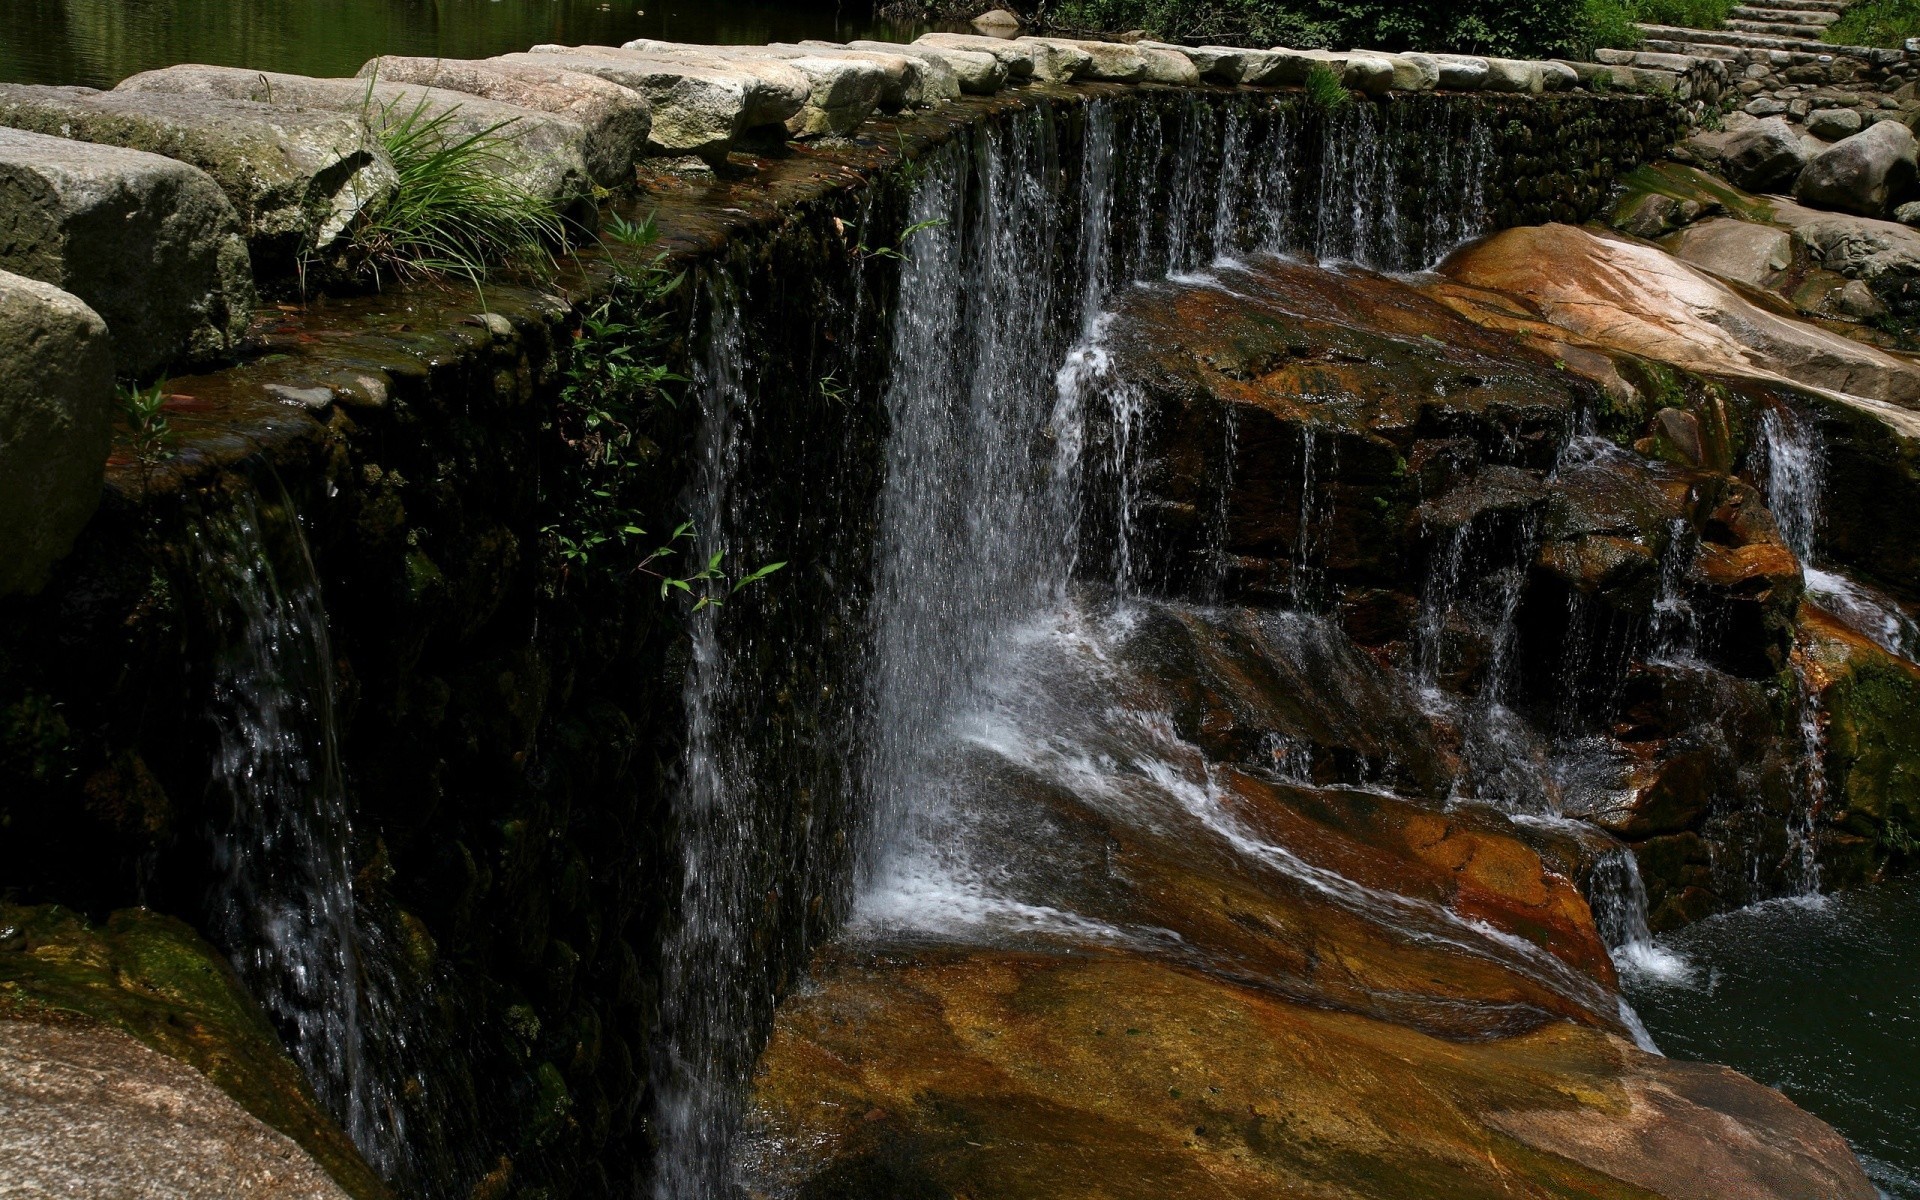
<box><xmin>116</xmin><ymin>65</ymin><xmax>604</xmax><ymax>202</ymax></box>
<box><xmin>915</xmin><ymin>33</ymin><xmax>1037</xmax><ymax>81</ymax></box>
<box><xmin>0</xmin><ymin>1019</ymin><xmax>350</xmax><ymax>1199</ymax></box>
<box><xmin>1614</xmin><ymin>191</ymin><xmax>1707</xmax><ymax>239</ymax></box>
<box><xmin>0</xmin><ymin>84</ymin><xmax>394</xmax><ymax>273</ymax></box>
<box><xmin>971</xmin><ymin>7</ymin><xmax>1022</xmax><ymax>31</ymax></box>
<box><xmin>1807</xmin><ymin>106</ymin><xmax>1863</xmax><ymax>140</ymax></box>
<box><xmin>1795</xmin><ymin>118</ymin><xmax>1920</xmax><ymax>215</ymax></box>
<box><xmin>1836</xmin><ymin>278</ymin><xmax>1887</xmax><ymax>317</ymax></box>
<box><xmin>793</xmin><ymin>42</ymin><xmax>963</xmax><ymax>104</ymax></box>
<box><xmin>1138</xmin><ymin>42</ymin><xmax>1244</xmax><ymax>83</ymax></box>
<box><xmin>511</xmin><ymin>47</ymin><xmax>803</xmax><ymax>157</ymax></box>
<box><xmin>357</xmin><ymin>56</ymin><xmax>651</xmax><ymax>183</ymax></box>
<box><xmin>0</xmin><ymin>272</ymin><xmax>112</xmax><ymax>596</ymax></box>
<box><xmin>1008</xmin><ymin>37</ymin><xmax>1096</xmax><ymax>82</ymax></box>
<box><xmin>846</xmin><ymin>39</ymin><xmax>1007</xmax><ymax>94</ymax></box>
<box><xmin>623</xmin><ymin>40</ymin><xmax>886</xmax><ymax>134</ymax></box>
<box><xmin>1687</xmin><ymin>116</ymin><xmax>1809</xmax><ymax>193</ymax></box>
<box><xmin>1667</xmin><ymin>217</ymin><xmax>1795</xmax><ymax>286</ymax></box>
<box><xmin>0</xmin><ymin>127</ymin><xmax>252</xmax><ymax>376</ymax></box>
<box><xmin>1894</xmin><ymin>199</ymin><xmax>1920</xmax><ymax>225</ymax></box>
<box><xmin>1771</xmin><ymin>198</ymin><xmax>1920</xmax><ymax>282</ymax></box>
<box><xmin>1746</xmin><ymin>96</ymin><xmax>1789</xmax><ymax>116</ymax></box>
<box><xmin>1434</xmin><ymin>55</ymin><xmax>1491</xmax><ymax>89</ymax></box>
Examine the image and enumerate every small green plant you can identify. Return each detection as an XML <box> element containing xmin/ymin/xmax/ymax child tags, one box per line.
<box><xmin>349</xmin><ymin>92</ymin><xmax>564</xmax><ymax>289</ymax></box>
<box><xmin>1303</xmin><ymin>63</ymin><xmax>1352</xmax><ymax>111</ymax></box>
<box><xmin>604</xmin><ymin>211</ymin><xmax>659</xmax><ymax>250</ymax></box>
<box><xmin>120</xmin><ymin>379</ymin><xmax>173</xmax><ymax>467</ymax></box>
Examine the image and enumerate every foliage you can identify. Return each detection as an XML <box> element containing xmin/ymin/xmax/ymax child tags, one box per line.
<box><xmin>1826</xmin><ymin>0</ymin><xmax>1920</xmax><ymax>47</ymax></box>
<box><xmin>1040</xmin><ymin>0</ymin><xmax>1595</xmax><ymax>57</ymax></box>
<box><xmin>347</xmin><ymin>92</ymin><xmax>564</xmax><ymax>289</ymax></box>
<box><xmin>1582</xmin><ymin>0</ymin><xmax>1644</xmax><ymax>50</ymax></box>
<box><xmin>119</xmin><ymin>378</ymin><xmax>173</xmax><ymax>468</ymax></box>
<box><xmin>1302</xmin><ymin>63</ymin><xmax>1353</xmax><ymax>109</ymax></box>
<box><xmin>542</xmin><ymin>213</ymin><xmax>785</xmax><ymax>607</ymax></box>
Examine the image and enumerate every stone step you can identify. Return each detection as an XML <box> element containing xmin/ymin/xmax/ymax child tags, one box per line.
<box><xmin>1731</xmin><ymin>6</ymin><xmax>1839</xmax><ymax>24</ymax></box>
<box><xmin>1726</xmin><ymin>18</ymin><xmax>1837</xmax><ymax>37</ymax></box>
<box><xmin>1638</xmin><ymin>37</ymin><xmax>1746</xmax><ymax>60</ymax></box>
<box><xmin>1635</xmin><ymin>22</ymin><xmax>1903</xmax><ymax>61</ymax></box>
<box><xmin>1595</xmin><ymin>46</ymin><xmax>1710</xmax><ymax>72</ymax></box>
<box><xmin>1749</xmin><ymin>0</ymin><xmax>1848</xmax><ymax>11</ymax></box>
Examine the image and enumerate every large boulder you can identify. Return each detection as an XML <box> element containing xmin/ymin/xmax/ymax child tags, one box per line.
<box><xmin>1795</xmin><ymin>118</ymin><xmax>1920</xmax><ymax>217</ymax></box>
<box><xmin>785</xmin><ymin>42</ymin><xmax>962</xmax><ymax>106</ymax></box>
<box><xmin>621</xmin><ymin>39</ymin><xmax>886</xmax><ymax>135</ymax></box>
<box><xmin>914</xmin><ymin>33</ymin><xmax>1039</xmax><ymax>81</ymax></box>
<box><xmin>0</xmin><ymin>127</ymin><xmax>253</xmax><ymax>376</ymax></box>
<box><xmin>115</xmin><ymin>66</ymin><xmax>605</xmax><ymax>203</ymax></box>
<box><xmin>509</xmin><ymin>46</ymin><xmax>804</xmax><ymax>158</ymax></box>
<box><xmin>0</xmin><ymin>84</ymin><xmax>395</xmax><ymax>274</ymax></box>
<box><xmin>0</xmin><ymin>271</ymin><xmax>112</xmax><ymax>596</ymax></box>
<box><xmin>355</xmin><ymin>56</ymin><xmax>651</xmax><ymax>185</ymax></box>
<box><xmin>1665</xmin><ymin>216</ymin><xmax>1794</xmax><ymax>286</ymax></box>
<box><xmin>1686</xmin><ymin>116</ymin><xmax>1808</xmax><ymax>194</ymax></box>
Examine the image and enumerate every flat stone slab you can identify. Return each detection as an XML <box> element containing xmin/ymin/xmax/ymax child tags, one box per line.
<box><xmin>511</xmin><ymin>46</ymin><xmax>804</xmax><ymax>157</ymax></box>
<box><xmin>842</xmin><ymin>39</ymin><xmax>1008</xmax><ymax>94</ymax></box>
<box><xmin>0</xmin><ymin>84</ymin><xmax>395</xmax><ymax>273</ymax></box>
<box><xmin>781</xmin><ymin>42</ymin><xmax>962</xmax><ymax>107</ymax></box>
<box><xmin>621</xmin><ymin>40</ymin><xmax>887</xmax><ymax>136</ymax></box>
<box><xmin>0</xmin><ymin>126</ymin><xmax>253</xmax><ymax>376</ymax></box>
<box><xmin>0</xmin><ymin>270</ymin><xmax>112</xmax><ymax>597</ymax></box>
<box><xmin>0</xmin><ymin>1019</ymin><xmax>350</xmax><ymax>1200</ymax></box>
<box><xmin>357</xmin><ymin>56</ymin><xmax>652</xmax><ymax>186</ymax></box>
<box><xmin>114</xmin><ymin>65</ymin><xmax>606</xmax><ymax>204</ymax></box>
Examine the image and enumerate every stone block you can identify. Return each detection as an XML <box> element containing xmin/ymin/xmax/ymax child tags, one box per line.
<box><xmin>510</xmin><ymin>47</ymin><xmax>803</xmax><ymax>157</ymax></box>
<box><xmin>0</xmin><ymin>270</ymin><xmax>113</xmax><ymax>595</ymax></box>
<box><xmin>914</xmin><ymin>33</ymin><xmax>1038</xmax><ymax>81</ymax></box>
<box><xmin>794</xmin><ymin>42</ymin><xmax>962</xmax><ymax>104</ymax></box>
<box><xmin>0</xmin><ymin>127</ymin><xmax>252</xmax><ymax>376</ymax></box>
<box><xmin>357</xmin><ymin>56</ymin><xmax>651</xmax><ymax>184</ymax></box>
<box><xmin>1796</xmin><ymin>118</ymin><xmax>1920</xmax><ymax>216</ymax></box>
<box><xmin>846</xmin><ymin>40</ymin><xmax>1007</xmax><ymax>94</ymax></box>
<box><xmin>116</xmin><ymin>65</ymin><xmax>604</xmax><ymax>202</ymax></box>
<box><xmin>622</xmin><ymin>40</ymin><xmax>885</xmax><ymax>135</ymax></box>
<box><xmin>0</xmin><ymin>84</ymin><xmax>394</xmax><ymax>274</ymax></box>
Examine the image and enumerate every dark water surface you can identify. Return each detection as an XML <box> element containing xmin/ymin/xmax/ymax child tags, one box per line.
<box><xmin>1627</xmin><ymin>880</ymin><xmax>1920</xmax><ymax>1198</ymax></box>
<box><xmin>0</xmin><ymin>0</ymin><xmax>923</xmax><ymax>90</ymax></box>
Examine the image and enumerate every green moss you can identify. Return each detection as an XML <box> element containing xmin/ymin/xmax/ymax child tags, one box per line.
<box><xmin>0</xmin><ymin>904</ymin><xmax>390</xmax><ymax>1200</ymax></box>
<box><xmin>1823</xmin><ymin>653</ymin><xmax>1920</xmax><ymax>842</ymax></box>
<box><xmin>1609</xmin><ymin>162</ymin><xmax>1778</xmax><ymax>226</ymax></box>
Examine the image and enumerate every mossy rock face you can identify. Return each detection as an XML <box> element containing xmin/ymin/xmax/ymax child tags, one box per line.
<box><xmin>1608</xmin><ymin>162</ymin><xmax>1779</xmax><ymax>234</ymax></box>
<box><xmin>0</xmin><ymin>904</ymin><xmax>389</xmax><ymax>1200</ymax></box>
<box><xmin>1799</xmin><ymin>610</ymin><xmax>1920</xmax><ymax>851</ymax></box>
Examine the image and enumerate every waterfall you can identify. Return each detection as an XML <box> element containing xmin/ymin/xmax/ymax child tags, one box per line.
<box><xmin>189</xmin><ymin>478</ymin><xmax>387</xmax><ymax>1168</ymax></box>
<box><xmin>1588</xmin><ymin>845</ymin><xmax>1688</xmax><ymax>981</ymax></box>
<box><xmin>653</xmin><ymin>89</ymin><xmax>1529</xmax><ymax>1194</ymax></box>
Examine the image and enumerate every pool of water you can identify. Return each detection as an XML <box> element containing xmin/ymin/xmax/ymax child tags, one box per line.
<box><xmin>1625</xmin><ymin>879</ymin><xmax>1920</xmax><ymax>1198</ymax></box>
<box><xmin>0</xmin><ymin>0</ymin><xmax>929</xmax><ymax>90</ymax></box>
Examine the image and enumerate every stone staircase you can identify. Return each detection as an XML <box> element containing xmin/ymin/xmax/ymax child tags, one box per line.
<box><xmin>1725</xmin><ymin>0</ymin><xmax>1843</xmax><ymax>41</ymax></box>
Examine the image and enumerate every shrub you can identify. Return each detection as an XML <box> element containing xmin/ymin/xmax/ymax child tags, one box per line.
<box><xmin>1040</xmin><ymin>0</ymin><xmax>1593</xmax><ymax>57</ymax></box>
<box><xmin>1825</xmin><ymin>0</ymin><xmax>1920</xmax><ymax>47</ymax></box>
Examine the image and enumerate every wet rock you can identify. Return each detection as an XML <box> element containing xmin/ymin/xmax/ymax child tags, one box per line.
<box><xmin>0</xmin><ymin>271</ymin><xmax>112</xmax><ymax>596</ymax></box>
<box><xmin>1666</xmin><ymin>216</ymin><xmax>1794</xmax><ymax>286</ymax></box>
<box><xmin>116</xmin><ymin>65</ymin><xmax>607</xmax><ymax>202</ymax></box>
<box><xmin>1794</xmin><ymin>117</ymin><xmax>1920</xmax><ymax>217</ymax></box>
<box><xmin>1440</xmin><ymin>224</ymin><xmax>1920</xmax><ymax>407</ymax></box>
<box><xmin>0</xmin><ymin>905</ymin><xmax>386</xmax><ymax>1198</ymax></box>
<box><xmin>1798</xmin><ymin>608</ymin><xmax>1920</xmax><ymax>850</ymax></box>
<box><xmin>1685</xmin><ymin>116</ymin><xmax>1807</xmax><ymax>193</ymax></box>
<box><xmin>0</xmin><ymin>84</ymin><xmax>395</xmax><ymax>273</ymax></box>
<box><xmin>506</xmin><ymin>46</ymin><xmax>803</xmax><ymax>158</ymax></box>
<box><xmin>1615</xmin><ymin>190</ymin><xmax>1709</xmax><ymax>239</ymax></box>
<box><xmin>622</xmin><ymin>39</ymin><xmax>887</xmax><ymax>134</ymax></box>
<box><xmin>0</xmin><ymin>1020</ymin><xmax>351</xmax><ymax>1200</ymax></box>
<box><xmin>846</xmin><ymin>39</ymin><xmax>1007</xmax><ymax>94</ymax></box>
<box><xmin>0</xmin><ymin>126</ymin><xmax>252</xmax><ymax>376</ymax></box>
<box><xmin>355</xmin><ymin>56</ymin><xmax>651</xmax><ymax>184</ymax></box>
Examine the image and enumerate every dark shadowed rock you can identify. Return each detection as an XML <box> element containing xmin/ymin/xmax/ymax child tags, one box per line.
<box><xmin>0</xmin><ymin>127</ymin><xmax>253</xmax><ymax>375</ymax></box>
<box><xmin>0</xmin><ymin>84</ymin><xmax>396</xmax><ymax>273</ymax></box>
<box><xmin>1796</xmin><ymin>118</ymin><xmax>1920</xmax><ymax>217</ymax></box>
<box><xmin>0</xmin><ymin>271</ymin><xmax>112</xmax><ymax>596</ymax></box>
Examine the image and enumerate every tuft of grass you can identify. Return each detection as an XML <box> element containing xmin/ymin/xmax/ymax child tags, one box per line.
<box><xmin>1303</xmin><ymin>63</ymin><xmax>1352</xmax><ymax>110</ymax></box>
<box><xmin>349</xmin><ymin>93</ymin><xmax>564</xmax><ymax>289</ymax></box>
<box><xmin>119</xmin><ymin>378</ymin><xmax>172</xmax><ymax>468</ymax></box>
<box><xmin>1825</xmin><ymin>0</ymin><xmax>1920</xmax><ymax>47</ymax></box>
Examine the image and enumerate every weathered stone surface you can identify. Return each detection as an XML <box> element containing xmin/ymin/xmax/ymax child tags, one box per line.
<box><xmin>1441</xmin><ymin>224</ymin><xmax>1920</xmax><ymax>406</ymax></box>
<box><xmin>1799</xmin><ymin>608</ymin><xmax>1920</xmax><ymax>848</ymax></box>
<box><xmin>1795</xmin><ymin>117</ymin><xmax>1920</xmax><ymax>216</ymax></box>
<box><xmin>1807</xmin><ymin>105</ymin><xmax>1864</xmax><ymax>140</ymax></box>
<box><xmin>0</xmin><ymin>905</ymin><xmax>387</xmax><ymax>1199</ymax></box>
<box><xmin>0</xmin><ymin>126</ymin><xmax>252</xmax><ymax>376</ymax></box>
<box><xmin>115</xmin><ymin>65</ymin><xmax>605</xmax><ymax>201</ymax></box>
<box><xmin>792</xmin><ymin>42</ymin><xmax>962</xmax><ymax>105</ymax></box>
<box><xmin>846</xmin><ymin>39</ymin><xmax>1006</xmax><ymax>94</ymax></box>
<box><xmin>0</xmin><ymin>1019</ymin><xmax>351</xmax><ymax>1200</ymax></box>
<box><xmin>509</xmin><ymin>46</ymin><xmax>803</xmax><ymax>157</ymax></box>
<box><xmin>1020</xmin><ymin>35</ymin><xmax>1146</xmax><ymax>82</ymax></box>
<box><xmin>0</xmin><ymin>84</ymin><xmax>394</xmax><ymax>272</ymax></box>
<box><xmin>915</xmin><ymin>32</ymin><xmax>1038</xmax><ymax>81</ymax></box>
<box><xmin>971</xmin><ymin>7</ymin><xmax>1022</xmax><ymax>31</ymax></box>
<box><xmin>1009</xmin><ymin>36</ymin><xmax>1096</xmax><ymax>82</ymax></box>
<box><xmin>355</xmin><ymin>56</ymin><xmax>651</xmax><ymax>184</ymax></box>
<box><xmin>1686</xmin><ymin>116</ymin><xmax>1809</xmax><ymax>193</ymax></box>
<box><xmin>0</xmin><ymin>271</ymin><xmax>111</xmax><ymax>596</ymax></box>
<box><xmin>1666</xmin><ymin>215</ymin><xmax>1794</xmax><ymax>285</ymax></box>
<box><xmin>1138</xmin><ymin>41</ymin><xmax>1243</xmax><ymax>83</ymax></box>
<box><xmin>623</xmin><ymin>39</ymin><xmax>886</xmax><ymax>135</ymax></box>
<box><xmin>1435</xmin><ymin>54</ymin><xmax>1493</xmax><ymax>89</ymax></box>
